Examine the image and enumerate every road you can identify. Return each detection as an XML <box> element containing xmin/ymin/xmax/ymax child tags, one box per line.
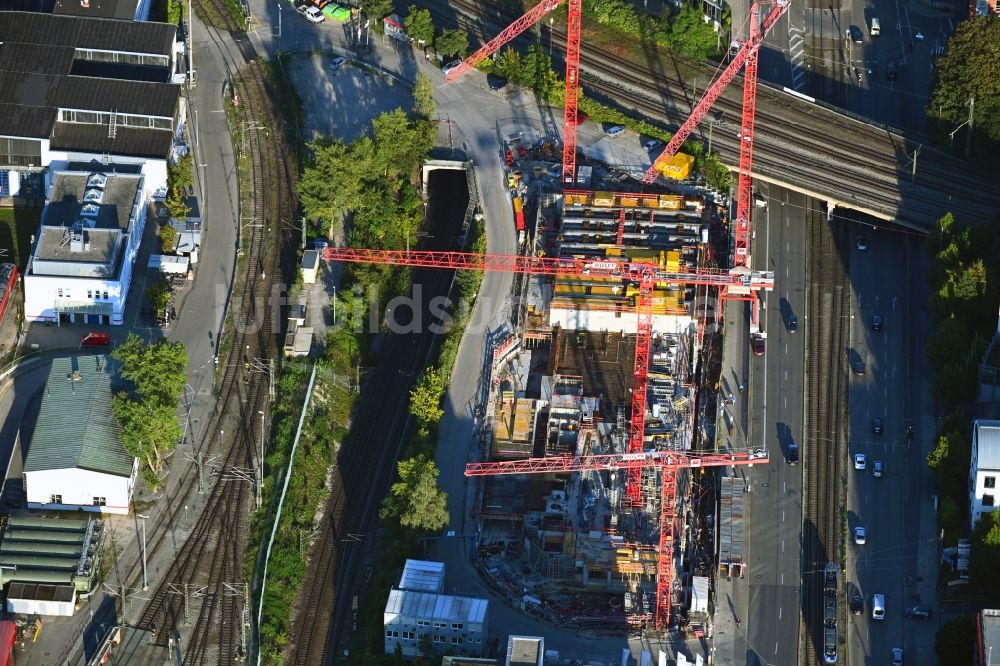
<box><xmin>744</xmin><ymin>185</ymin><xmax>809</xmax><ymax>666</ymax></box>
<box><xmin>845</xmin><ymin>221</ymin><xmax>938</xmax><ymax>666</ymax></box>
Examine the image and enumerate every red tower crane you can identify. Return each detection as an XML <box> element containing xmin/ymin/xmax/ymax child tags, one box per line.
<box><xmin>444</xmin><ymin>0</ymin><xmax>583</xmax><ymax>185</ymax></box>
<box><xmin>645</xmin><ymin>0</ymin><xmax>791</xmax><ymax>269</ymax></box>
<box><xmin>464</xmin><ymin>448</ymin><xmax>768</xmax><ymax>628</ymax></box>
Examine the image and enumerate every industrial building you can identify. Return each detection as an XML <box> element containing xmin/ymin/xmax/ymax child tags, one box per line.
<box><xmin>0</xmin><ymin>515</ymin><xmax>104</xmax><ymax>616</ymax></box>
<box><xmin>21</xmin><ymin>355</ymin><xmax>137</xmax><ymax>514</ymax></box>
<box><xmin>0</xmin><ymin>12</ymin><xmax>185</xmax><ymax>200</ymax></box>
<box><xmin>24</xmin><ymin>170</ymin><xmax>147</xmax><ymax>325</ymax></box>
<box><xmin>383</xmin><ymin>560</ymin><xmax>489</xmax><ymax>657</ymax></box>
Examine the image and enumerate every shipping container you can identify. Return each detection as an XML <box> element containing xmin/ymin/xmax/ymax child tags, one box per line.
<box><xmin>512</xmin><ymin>196</ymin><xmax>525</xmax><ymax>232</ymax></box>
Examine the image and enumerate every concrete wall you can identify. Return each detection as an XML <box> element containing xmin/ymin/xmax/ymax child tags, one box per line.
<box><xmin>25</xmin><ymin>463</ymin><xmax>136</xmax><ymax>515</ymax></box>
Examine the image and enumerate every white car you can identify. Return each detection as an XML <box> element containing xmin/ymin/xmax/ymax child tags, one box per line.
<box><xmin>605</xmin><ymin>125</ymin><xmax>626</xmax><ymax>138</ymax></box>
<box><xmin>297</xmin><ymin>4</ymin><xmax>325</xmax><ymax>23</ymax></box>
<box><xmin>854</xmin><ymin>526</ymin><xmax>866</xmax><ymax>545</ymax></box>
<box><xmin>854</xmin><ymin>453</ymin><xmax>867</xmax><ymax>470</ymax></box>
<box><xmin>442</xmin><ymin>59</ymin><xmax>462</xmax><ymax>76</ymax></box>
<box><xmin>643</xmin><ymin>139</ymin><xmax>662</xmax><ymax>151</ymax></box>
<box><xmin>329</xmin><ymin>56</ymin><xmax>346</xmax><ymax>70</ymax></box>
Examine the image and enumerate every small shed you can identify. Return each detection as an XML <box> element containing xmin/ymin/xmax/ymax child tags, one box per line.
<box><xmin>383</xmin><ymin>13</ymin><xmax>407</xmax><ymax>41</ymax></box>
<box><xmin>148</xmin><ymin>254</ymin><xmax>190</xmax><ymax>274</ymax></box>
<box><xmin>301</xmin><ymin>250</ymin><xmax>320</xmax><ymax>284</ymax></box>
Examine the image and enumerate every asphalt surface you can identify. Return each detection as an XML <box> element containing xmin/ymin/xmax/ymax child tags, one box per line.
<box><xmin>743</xmin><ymin>185</ymin><xmax>809</xmax><ymax>666</ymax></box>
<box><xmin>844</xmin><ymin>221</ymin><xmax>938</xmax><ymax>666</ymax></box>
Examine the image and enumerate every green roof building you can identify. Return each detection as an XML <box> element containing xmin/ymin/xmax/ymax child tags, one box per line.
<box><xmin>22</xmin><ymin>355</ymin><xmax>137</xmax><ymax>515</ymax></box>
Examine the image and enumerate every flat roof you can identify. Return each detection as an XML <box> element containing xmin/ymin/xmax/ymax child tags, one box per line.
<box><xmin>0</xmin><ymin>11</ymin><xmax>176</xmax><ymax>55</ymax></box>
<box><xmin>35</xmin><ymin>226</ymin><xmax>120</xmax><ymax>266</ymax></box>
<box><xmin>399</xmin><ymin>559</ymin><xmax>445</xmax><ymax>593</ymax></box>
<box><xmin>45</xmin><ymin>171</ymin><xmax>141</xmax><ymax>230</ymax></box>
<box><xmin>384</xmin><ymin>590</ymin><xmax>488</xmax><ymax>625</ymax></box>
<box><xmin>23</xmin><ymin>355</ymin><xmax>134</xmax><ymax>477</ymax></box>
<box><xmin>53</xmin><ymin>0</ymin><xmax>141</xmax><ymax>20</ymax></box>
<box><xmin>506</xmin><ymin>636</ymin><xmax>543</xmax><ymax>666</ymax></box>
<box><xmin>0</xmin><ymin>70</ymin><xmax>179</xmax><ymax>118</ymax></box>
<box><xmin>50</xmin><ymin>122</ymin><xmax>174</xmax><ymax>160</ymax></box>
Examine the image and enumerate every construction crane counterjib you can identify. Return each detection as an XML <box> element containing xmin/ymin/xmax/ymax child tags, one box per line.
<box><xmin>642</xmin><ymin>0</ymin><xmax>792</xmax><ymax>184</ymax></box>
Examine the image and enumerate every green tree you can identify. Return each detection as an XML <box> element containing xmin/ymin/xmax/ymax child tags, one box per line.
<box><xmin>970</xmin><ymin>509</ymin><xmax>1000</xmax><ymax>602</ymax></box>
<box><xmin>112</xmin><ymin>394</ymin><xmax>184</xmax><ymax>476</ymax></box>
<box><xmin>667</xmin><ymin>4</ymin><xmax>719</xmax><ymax>60</ymax></box>
<box><xmin>494</xmin><ymin>47</ymin><xmax>523</xmax><ymax>83</ymax></box>
<box><xmin>927</xmin><ymin>427</ymin><xmax>972</xmax><ymax>501</ymax></box>
<box><xmin>362</xmin><ymin>0</ymin><xmax>393</xmax><ymax>23</ymax></box>
<box><xmin>160</xmin><ymin>224</ymin><xmax>178</xmax><ymax>253</ymax></box>
<box><xmin>934</xmin><ymin>615</ymin><xmax>977</xmax><ymax>666</ymax></box>
<box><xmin>409</xmin><ymin>366</ymin><xmax>446</xmax><ymax>427</ymax></box>
<box><xmin>701</xmin><ymin>152</ymin><xmax>732</xmax><ymax>191</ymax></box>
<box><xmin>298</xmin><ymin>138</ymin><xmax>364</xmax><ymax>237</ymax></box>
<box><xmin>112</xmin><ymin>332</ymin><xmax>189</xmax><ymax>405</ymax></box>
<box><xmin>927</xmin><ymin>16</ymin><xmax>1000</xmax><ymax>147</ymax></box>
<box><xmin>145</xmin><ymin>278</ymin><xmax>173</xmax><ymax>316</ymax></box>
<box><xmin>522</xmin><ymin>43</ymin><xmax>560</xmax><ymax>97</ymax></box>
<box><xmin>380</xmin><ymin>454</ymin><xmax>449</xmax><ymax>531</ymax></box>
<box><xmin>435</xmin><ymin>27</ymin><xmax>469</xmax><ymax>59</ymax></box>
<box><xmin>412</xmin><ymin>73</ymin><xmax>436</xmax><ymax>119</ymax></box>
<box><xmin>165</xmin><ymin>186</ymin><xmax>191</xmax><ymax>219</ymax></box>
<box><xmin>403</xmin><ymin>5</ymin><xmax>434</xmax><ymax>45</ymax></box>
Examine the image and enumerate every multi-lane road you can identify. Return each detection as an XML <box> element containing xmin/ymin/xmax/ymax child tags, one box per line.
<box><xmin>845</xmin><ymin>221</ymin><xmax>938</xmax><ymax>666</ymax></box>
<box><xmin>744</xmin><ymin>184</ymin><xmax>809</xmax><ymax>665</ymax></box>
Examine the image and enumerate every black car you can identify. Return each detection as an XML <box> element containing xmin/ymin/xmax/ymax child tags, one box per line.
<box><xmin>853</xmin><ymin>360</ymin><xmax>866</xmax><ymax>375</ymax></box>
<box><xmin>872</xmin><ymin>314</ymin><xmax>883</xmax><ymax>332</ymax></box>
<box><xmin>786</xmin><ymin>442</ymin><xmax>799</xmax><ymax>465</ymax></box>
<box><xmin>786</xmin><ymin>315</ymin><xmax>798</xmax><ymax>333</ymax></box>
<box><xmin>487</xmin><ymin>74</ymin><xmax>508</xmax><ymax>91</ymax></box>
<box><xmin>905</xmin><ymin>606</ymin><xmax>932</xmax><ymax>619</ymax></box>
<box><xmin>872</xmin><ymin>417</ymin><xmax>884</xmax><ymax>434</ymax></box>
<box><xmin>887</xmin><ymin>62</ymin><xmax>898</xmax><ymax>80</ymax></box>
<box><xmin>848</xmin><ymin>25</ymin><xmax>864</xmax><ymax>43</ymax></box>
<box><xmin>850</xmin><ymin>592</ymin><xmax>864</xmax><ymax>615</ymax></box>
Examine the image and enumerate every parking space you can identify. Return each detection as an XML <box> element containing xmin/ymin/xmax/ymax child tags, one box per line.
<box><xmin>287</xmin><ymin>52</ymin><xmax>416</xmax><ymax>142</ymax></box>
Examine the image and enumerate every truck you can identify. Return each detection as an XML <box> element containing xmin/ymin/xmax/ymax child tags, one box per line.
<box><xmin>750</xmin><ymin>292</ymin><xmax>766</xmax><ymax>356</ymax></box>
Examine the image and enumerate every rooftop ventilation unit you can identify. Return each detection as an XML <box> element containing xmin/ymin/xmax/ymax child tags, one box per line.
<box><xmin>87</xmin><ymin>173</ymin><xmax>107</xmax><ymax>188</ymax></box>
<box><xmin>84</xmin><ymin>189</ymin><xmax>104</xmax><ymax>204</ymax></box>
<box><xmin>81</xmin><ymin>203</ymin><xmax>100</xmax><ymax>218</ymax></box>
<box><xmin>77</xmin><ymin>217</ymin><xmax>97</xmax><ymax>229</ymax></box>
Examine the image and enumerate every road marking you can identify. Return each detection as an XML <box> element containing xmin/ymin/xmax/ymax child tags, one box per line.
<box><xmin>782</xmin><ymin>540</ymin><xmax>785</xmax><ymax>553</ymax></box>
<box><xmin>775</xmin><ymin>642</ymin><xmax>779</xmax><ymax>655</ymax></box>
<box><xmin>784</xmin><ymin>481</ymin><xmax>787</xmax><ymax>492</ymax></box>
<box><xmin>781</xmin><ymin>572</ymin><xmax>784</xmax><ymax>585</ymax></box>
<box><xmin>779</xmin><ymin>607</ymin><xmax>783</xmax><ymax>620</ymax></box>
<box><xmin>884</xmin><ymin>386</ymin><xmax>888</xmax><ymax>398</ymax></box>
<box><xmin>782</xmin><ymin>510</ymin><xmax>785</xmax><ymax>522</ymax></box>
<box><xmin>783</xmin><ymin>396</ymin><xmax>787</xmax><ymax>409</ymax></box>
<box><xmin>785</xmin><ymin>343</ymin><xmax>788</xmax><ymax>356</ymax></box>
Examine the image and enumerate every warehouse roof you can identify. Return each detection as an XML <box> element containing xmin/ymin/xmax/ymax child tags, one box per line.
<box><xmin>0</xmin><ymin>11</ymin><xmax>176</xmax><ymax>55</ymax></box>
<box><xmin>24</xmin><ymin>356</ymin><xmax>134</xmax><ymax>477</ymax></box>
<box><xmin>384</xmin><ymin>590</ymin><xmax>488</xmax><ymax>625</ymax></box>
<box><xmin>0</xmin><ymin>70</ymin><xmax>179</xmax><ymax>118</ymax></box>
<box><xmin>398</xmin><ymin>559</ymin><xmax>445</xmax><ymax>593</ymax></box>
<box><xmin>50</xmin><ymin>123</ymin><xmax>174</xmax><ymax>160</ymax></box>
<box><xmin>975</xmin><ymin>421</ymin><xmax>1000</xmax><ymax>471</ymax></box>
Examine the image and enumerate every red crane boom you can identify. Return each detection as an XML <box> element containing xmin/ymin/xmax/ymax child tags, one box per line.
<box><xmin>444</xmin><ymin>0</ymin><xmax>562</xmax><ymax>84</ymax></box>
<box><xmin>643</xmin><ymin>0</ymin><xmax>790</xmax><ymax>185</ymax></box>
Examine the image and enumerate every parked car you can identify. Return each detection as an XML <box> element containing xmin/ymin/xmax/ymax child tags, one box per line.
<box><xmin>605</xmin><ymin>125</ymin><xmax>626</xmax><ymax>138</ymax></box>
<box><xmin>81</xmin><ymin>332</ymin><xmax>111</xmax><ymax>347</ymax></box>
<box><xmin>643</xmin><ymin>139</ymin><xmax>662</xmax><ymax>152</ymax></box>
<box><xmin>329</xmin><ymin>56</ymin><xmax>346</xmax><ymax>70</ymax></box>
<box><xmin>442</xmin><ymin>59</ymin><xmax>462</xmax><ymax>76</ymax></box>
<box><xmin>854</xmin><ymin>453</ymin><xmax>867</xmax><ymax>470</ymax></box>
<box><xmin>850</xmin><ymin>592</ymin><xmax>864</xmax><ymax>615</ymax></box>
<box><xmin>295</xmin><ymin>4</ymin><xmax>325</xmax><ymax>23</ymax></box>
<box><xmin>487</xmin><ymin>74</ymin><xmax>508</xmax><ymax>90</ymax></box>
<box><xmin>752</xmin><ymin>336</ymin><xmax>765</xmax><ymax>356</ymax></box>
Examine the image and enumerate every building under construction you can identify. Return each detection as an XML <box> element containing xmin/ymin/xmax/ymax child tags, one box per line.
<box><xmin>470</xmin><ymin>186</ymin><xmax>722</xmax><ymax>631</ymax></box>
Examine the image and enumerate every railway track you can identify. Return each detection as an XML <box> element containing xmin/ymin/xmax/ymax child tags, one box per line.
<box><xmin>802</xmin><ymin>203</ymin><xmax>848</xmax><ymax>664</ymax></box>
<box><xmin>419</xmin><ymin>0</ymin><xmax>1000</xmax><ymax>226</ymax></box>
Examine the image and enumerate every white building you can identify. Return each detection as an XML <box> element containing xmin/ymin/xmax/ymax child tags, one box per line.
<box><xmin>970</xmin><ymin>420</ymin><xmax>1000</xmax><ymax>530</ymax></box>
<box><xmin>384</xmin><ymin>559</ymin><xmax>489</xmax><ymax>658</ymax></box>
<box><xmin>22</xmin><ymin>355</ymin><xmax>137</xmax><ymax>515</ymax></box>
<box><xmin>24</xmin><ymin>171</ymin><xmax>147</xmax><ymax>325</ymax></box>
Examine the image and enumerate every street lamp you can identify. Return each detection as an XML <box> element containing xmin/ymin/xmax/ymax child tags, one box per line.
<box><xmin>138</xmin><ymin>513</ymin><xmax>149</xmax><ymax>591</ymax></box>
<box><xmin>549</xmin><ymin>17</ymin><xmax>554</xmax><ymax>57</ymax></box>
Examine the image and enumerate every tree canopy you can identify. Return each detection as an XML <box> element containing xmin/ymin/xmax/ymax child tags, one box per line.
<box><xmin>380</xmin><ymin>454</ymin><xmax>449</xmax><ymax>531</ymax></box>
<box><xmin>409</xmin><ymin>366</ymin><xmax>446</xmax><ymax>428</ymax></box>
<box><xmin>935</xmin><ymin>615</ymin><xmax>977</xmax><ymax>666</ymax></box>
<box><xmin>435</xmin><ymin>28</ymin><xmax>468</xmax><ymax>60</ymax></box>
<box><xmin>927</xmin><ymin>16</ymin><xmax>1000</xmax><ymax>149</ymax></box>
<box><xmin>412</xmin><ymin>73</ymin><xmax>436</xmax><ymax>119</ymax></box>
<box><xmin>111</xmin><ymin>333</ymin><xmax>188</xmax><ymax>488</ymax></box>
<box><xmin>403</xmin><ymin>5</ymin><xmax>434</xmax><ymax>45</ymax></box>
<box><xmin>666</xmin><ymin>4</ymin><xmax>719</xmax><ymax>61</ymax></box>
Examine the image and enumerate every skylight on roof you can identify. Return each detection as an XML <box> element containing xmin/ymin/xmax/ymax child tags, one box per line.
<box><xmin>87</xmin><ymin>173</ymin><xmax>108</xmax><ymax>188</ymax></box>
<box><xmin>81</xmin><ymin>203</ymin><xmax>100</xmax><ymax>217</ymax></box>
<box><xmin>84</xmin><ymin>189</ymin><xmax>104</xmax><ymax>203</ymax></box>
